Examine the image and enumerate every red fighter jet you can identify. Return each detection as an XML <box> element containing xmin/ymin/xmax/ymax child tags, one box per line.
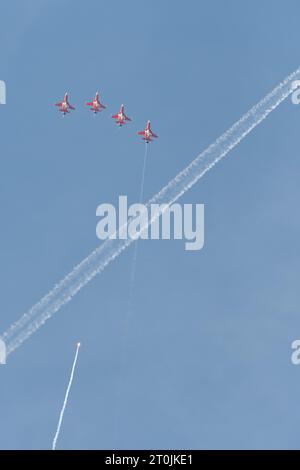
<box><xmin>55</xmin><ymin>93</ymin><xmax>75</xmax><ymax>116</ymax></box>
<box><xmin>138</xmin><ymin>120</ymin><xmax>158</xmax><ymax>143</ymax></box>
<box><xmin>86</xmin><ymin>92</ymin><xmax>106</xmax><ymax>114</ymax></box>
<box><xmin>112</xmin><ymin>104</ymin><xmax>131</xmax><ymax>126</ymax></box>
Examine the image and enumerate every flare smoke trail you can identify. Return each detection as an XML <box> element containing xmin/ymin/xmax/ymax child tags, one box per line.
<box><xmin>2</xmin><ymin>67</ymin><xmax>300</xmax><ymax>357</ymax></box>
<box><xmin>52</xmin><ymin>342</ymin><xmax>81</xmax><ymax>450</ymax></box>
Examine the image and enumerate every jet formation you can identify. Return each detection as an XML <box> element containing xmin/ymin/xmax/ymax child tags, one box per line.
<box><xmin>55</xmin><ymin>92</ymin><xmax>158</xmax><ymax>143</ymax></box>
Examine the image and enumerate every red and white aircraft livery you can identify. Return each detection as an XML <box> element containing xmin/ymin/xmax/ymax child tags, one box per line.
<box><xmin>112</xmin><ymin>104</ymin><xmax>131</xmax><ymax>126</ymax></box>
<box><xmin>55</xmin><ymin>93</ymin><xmax>75</xmax><ymax>115</ymax></box>
<box><xmin>86</xmin><ymin>92</ymin><xmax>106</xmax><ymax>114</ymax></box>
<box><xmin>138</xmin><ymin>120</ymin><xmax>158</xmax><ymax>143</ymax></box>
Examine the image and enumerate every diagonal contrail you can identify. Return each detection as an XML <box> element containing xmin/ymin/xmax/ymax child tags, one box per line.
<box><xmin>2</xmin><ymin>67</ymin><xmax>300</xmax><ymax>358</ymax></box>
<box><xmin>52</xmin><ymin>342</ymin><xmax>81</xmax><ymax>450</ymax></box>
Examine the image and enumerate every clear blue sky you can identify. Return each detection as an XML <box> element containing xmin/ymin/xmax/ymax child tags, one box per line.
<box><xmin>1</xmin><ymin>0</ymin><xmax>300</xmax><ymax>450</ymax></box>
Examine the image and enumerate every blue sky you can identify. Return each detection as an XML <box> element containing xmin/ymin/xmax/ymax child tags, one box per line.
<box><xmin>1</xmin><ymin>0</ymin><xmax>300</xmax><ymax>450</ymax></box>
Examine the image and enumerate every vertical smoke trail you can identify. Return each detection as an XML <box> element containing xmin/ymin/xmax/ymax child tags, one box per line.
<box><xmin>113</xmin><ymin>143</ymin><xmax>149</xmax><ymax>445</ymax></box>
<box><xmin>2</xmin><ymin>66</ymin><xmax>300</xmax><ymax>356</ymax></box>
<box><xmin>127</xmin><ymin>142</ymin><xmax>149</xmax><ymax>316</ymax></box>
<box><xmin>52</xmin><ymin>342</ymin><xmax>81</xmax><ymax>450</ymax></box>
<box><xmin>139</xmin><ymin>143</ymin><xmax>149</xmax><ymax>203</ymax></box>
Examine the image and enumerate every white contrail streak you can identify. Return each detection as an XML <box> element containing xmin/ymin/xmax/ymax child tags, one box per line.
<box><xmin>127</xmin><ymin>142</ymin><xmax>149</xmax><ymax>315</ymax></box>
<box><xmin>52</xmin><ymin>342</ymin><xmax>81</xmax><ymax>450</ymax></box>
<box><xmin>2</xmin><ymin>67</ymin><xmax>300</xmax><ymax>357</ymax></box>
<box><xmin>114</xmin><ymin>143</ymin><xmax>149</xmax><ymax>444</ymax></box>
<box><xmin>138</xmin><ymin>143</ymin><xmax>149</xmax><ymax>204</ymax></box>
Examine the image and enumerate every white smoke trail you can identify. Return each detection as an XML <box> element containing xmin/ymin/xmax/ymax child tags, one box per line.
<box><xmin>113</xmin><ymin>143</ymin><xmax>149</xmax><ymax>444</ymax></box>
<box><xmin>138</xmin><ymin>143</ymin><xmax>149</xmax><ymax>204</ymax></box>
<box><xmin>2</xmin><ymin>67</ymin><xmax>300</xmax><ymax>357</ymax></box>
<box><xmin>52</xmin><ymin>342</ymin><xmax>81</xmax><ymax>450</ymax></box>
<box><xmin>127</xmin><ymin>142</ymin><xmax>149</xmax><ymax>314</ymax></box>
